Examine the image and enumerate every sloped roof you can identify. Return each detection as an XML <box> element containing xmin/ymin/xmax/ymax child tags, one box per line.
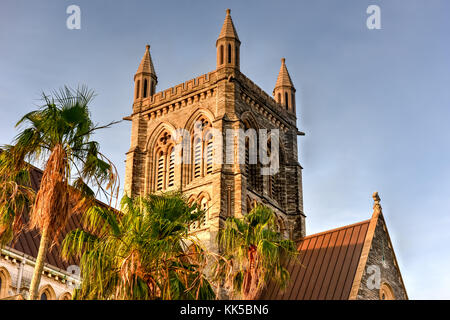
<box><xmin>7</xmin><ymin>166</ymin><xmax>84</xmax><ymax>270</ymax></box>
<box><xmin>259</xmin><ymin>219</ymin><xmax>371</xmax><ymax>300</ymax></box>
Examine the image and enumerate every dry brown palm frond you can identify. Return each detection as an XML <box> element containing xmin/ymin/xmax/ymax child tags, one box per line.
<box><xmin>29</xmin><ymin>144</ymin><xmax>71</xmax><ymax>245</ymax></box>
<box><xmin>0</xmin><ymin>172</ymin><xmax>35</xmax><ymax>246</ymax></box>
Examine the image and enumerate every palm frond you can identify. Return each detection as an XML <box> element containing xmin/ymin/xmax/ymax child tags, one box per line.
<box><xmin>214</xmin><ymin>204</ymin><xmax>298</xmax><ymax>299</ymax></box>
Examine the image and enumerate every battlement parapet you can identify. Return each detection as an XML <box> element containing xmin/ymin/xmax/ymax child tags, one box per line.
<box><xmin>140</xmin><ymin>71</ymin><xmax>218</xmax><ymax>110</ymax></box>
<box><xmin>236</xmin><ymin>72</ymin><xmax>296</xmax><ymax>126</ymax></box>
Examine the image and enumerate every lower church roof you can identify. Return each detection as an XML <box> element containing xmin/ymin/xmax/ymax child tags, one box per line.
<box><xmin>260</xmin><ymin>219</ymin><xmax>370</xmax><ymax>300</ymax></box>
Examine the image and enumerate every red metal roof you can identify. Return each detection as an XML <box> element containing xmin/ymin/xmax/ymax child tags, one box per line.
<box><xmin>259</xmin><ymin>220</ymin><xmax>370</xmax><ymax>300</ymax></box>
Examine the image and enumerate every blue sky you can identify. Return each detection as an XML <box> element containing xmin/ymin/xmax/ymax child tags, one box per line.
<box><xmin>1</xmin><ymin>0</ymin><xmax>449</xmax><ymax>299</ymax></box>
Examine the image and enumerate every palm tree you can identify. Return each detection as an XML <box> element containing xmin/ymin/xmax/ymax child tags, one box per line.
<box><xmin>61</xmin><ymin>192</ymin><xmax>216</xmax><ymax>300</ymax></box>
<box><xmin>0</xmin><ymin>86</ymin><xmax>119</xmax><ymax>299</ymax></box>
<box><xmin>213</xmin><ymin>204</ymin><xmax>298</xmax><ymax>300</ymax></box>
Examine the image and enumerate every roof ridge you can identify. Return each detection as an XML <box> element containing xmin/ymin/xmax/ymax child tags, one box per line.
<box><xmin>299</xmin><ymin>219</ymin><xmax>371</xmax><ymax>242</ymax></box>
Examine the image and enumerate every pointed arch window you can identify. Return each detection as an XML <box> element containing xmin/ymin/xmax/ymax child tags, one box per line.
<box><xmin>285</xmin><ymin>92</ymin><xmax>289</xmax><ymax>109</ymax></box>
<box><xmin>152</xmin><ymin>131</ymin><xmax>175</xmax><ymax>192</ymax></box>
<box><xmin>380</xmin><ymin>283</ymin><xmax>395</xmax><ymax>300</ymax></box>
<box><xmin>228</xmin><ymin>44</ymin><xmax>232</xmax><ymax>63</ymax></box>
<box><xmin>186</xmin><ymin>116</ymin><xmax>212</xmax><ymax>184</ymax></box>
<box><xmin>38</xmin><ymin>285</ymin><xmax>56</xmax><ymax>300</ymax></box>
<box><xmin>150</xmin><ymin>80</ymin><xmax>154</xmax><ymax>96</ymax></box>
<box><xmin>220</xmin><ymin>45</ymin><xmax>224</xmax><ymax>65</ymax></box>
<box><xmin>0</xmin><ymin>268</ymin><xmax>11</xmax><ymax>299</ymax></box>
<box><xmin>136</xmin><ymin>80</ymin><xmax>140</xmax><ymax>99</ymax></box>
<box><xmin>143</xmin><ymin>79</ymin><xmax>148</xmax><ymax>98</ymax></box>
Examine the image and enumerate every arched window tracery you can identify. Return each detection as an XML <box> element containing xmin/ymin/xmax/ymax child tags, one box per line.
<box><xmin>152</xmin><ymin>130</ymin><xmax>175</xmax><ymax>192</ymax></box>
<box><xmin>186</xmin><ymin>116</ymin><xmax>213</xmax><ymax>185</ymax></box>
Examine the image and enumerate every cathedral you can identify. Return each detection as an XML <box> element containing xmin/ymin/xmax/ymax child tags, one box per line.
<box><xmin>0</xmin><ymin>9</ymin><xmax>408</xmax><ymax>300</ymax></box>
<box><xmin>123</xmin><ymin>9</ymin><xmax>408</xmax><ymax>300</ymax></box>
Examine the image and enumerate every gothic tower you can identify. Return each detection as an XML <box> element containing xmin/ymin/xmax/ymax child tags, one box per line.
<box><xmin>124</xmin><ymin>9</ymin><xmax>306</xmax><ymax>249</ymax></box>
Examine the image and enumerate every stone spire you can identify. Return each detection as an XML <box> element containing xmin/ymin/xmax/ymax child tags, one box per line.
<box><xmin>275</xmin><ymin>58</ymin><xmax>294</xmax><ymax>89</ymax></box>
<box><xmin>273</xmin><ymin>58</ymin><xmax>296</xmax><ymax>113</ymax></box>
<box><xmin>217</xmin><ymin>9</ymin><xmax>240</xmax><ymax>43</ymax></box>
<box><xmin>134</xmin><ymin>44</ymin><xmax>157</xmax><ymax>100</ymax></box>
<box><xmin>216</xmin><ymin>9</ymin><xmax>241</xmax><ymax>70</ymax></box>
<box><xmin>136</xmin><ymin>44</ymin><xmax>156</xmax><ymax>78</ymax></box>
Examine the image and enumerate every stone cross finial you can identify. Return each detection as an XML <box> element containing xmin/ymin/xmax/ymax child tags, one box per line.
<box><xmin>373</xmin><ymin>191</ymin><xmax>382</xmax><ymax>215</ymax></box>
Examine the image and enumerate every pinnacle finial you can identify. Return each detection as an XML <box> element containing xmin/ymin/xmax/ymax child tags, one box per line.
<box><xmin>372</xmin><ymin>191</ymin><xmax>382</xmax><ymax>214</ymax></box>
<box><xmin>274</xmin><ymin>57</ymin><xmax>294</xmax><ymax>89</ymax></box>
<box><xmin>217</xmin><ymin>8</ymin><xmax>240</xmax><ymax>42</ymax></box>
<box><xmin>373</xmin><ymin>191</ymin><xmax>380</xmax><ymax>203</ymax></box>
<box><xmin>136</xmin><ymin>44</ymin><xmax>156</xmax><ymax>77</ymax></box>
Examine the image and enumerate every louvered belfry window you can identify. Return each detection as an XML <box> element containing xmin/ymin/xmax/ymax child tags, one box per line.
<box><xmin>153</xmin><ymin>131</ymin><xmax>174</xmax><ymax>192</ymax></box>
<box><xmin>193</xmin><ymin>138</ymin><xmax>202</xmax><ymax>178</ymax></box>
<box><xmin>168</xmin><ymin>148</ymin><xmax>175</xmax><ymax>187</ymax></box>
<box><xmin>206</xmin><ymin>136</ymin><xmax>213</xmax><ymax>174</ymax></box>
<box><xmin>187</xmin><ymin>116</ymin><xmax>212</xmax><ymax>184</ymax></box>
<box><xmin>156</xmin><ymin>151</ymin><xmax>164</xmax><ymax>191</ymax></box>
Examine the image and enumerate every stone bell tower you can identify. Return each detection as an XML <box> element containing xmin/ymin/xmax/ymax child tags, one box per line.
<box><xmin>124</xmin><ymin>9</ymin><xmax>306</xmax><ymax>248</ymax></box>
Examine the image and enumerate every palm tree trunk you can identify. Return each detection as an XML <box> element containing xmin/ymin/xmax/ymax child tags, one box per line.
<box><xmin>28</xmin><ymin>225</ymin><xmax>50</xmax><ymax>300</ymax></box>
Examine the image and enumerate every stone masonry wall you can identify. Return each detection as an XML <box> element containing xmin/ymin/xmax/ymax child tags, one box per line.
<box><xmin>356</xmin><ymin>217</ymin><xmax>408</xmax><ymax>300</ymax></box>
